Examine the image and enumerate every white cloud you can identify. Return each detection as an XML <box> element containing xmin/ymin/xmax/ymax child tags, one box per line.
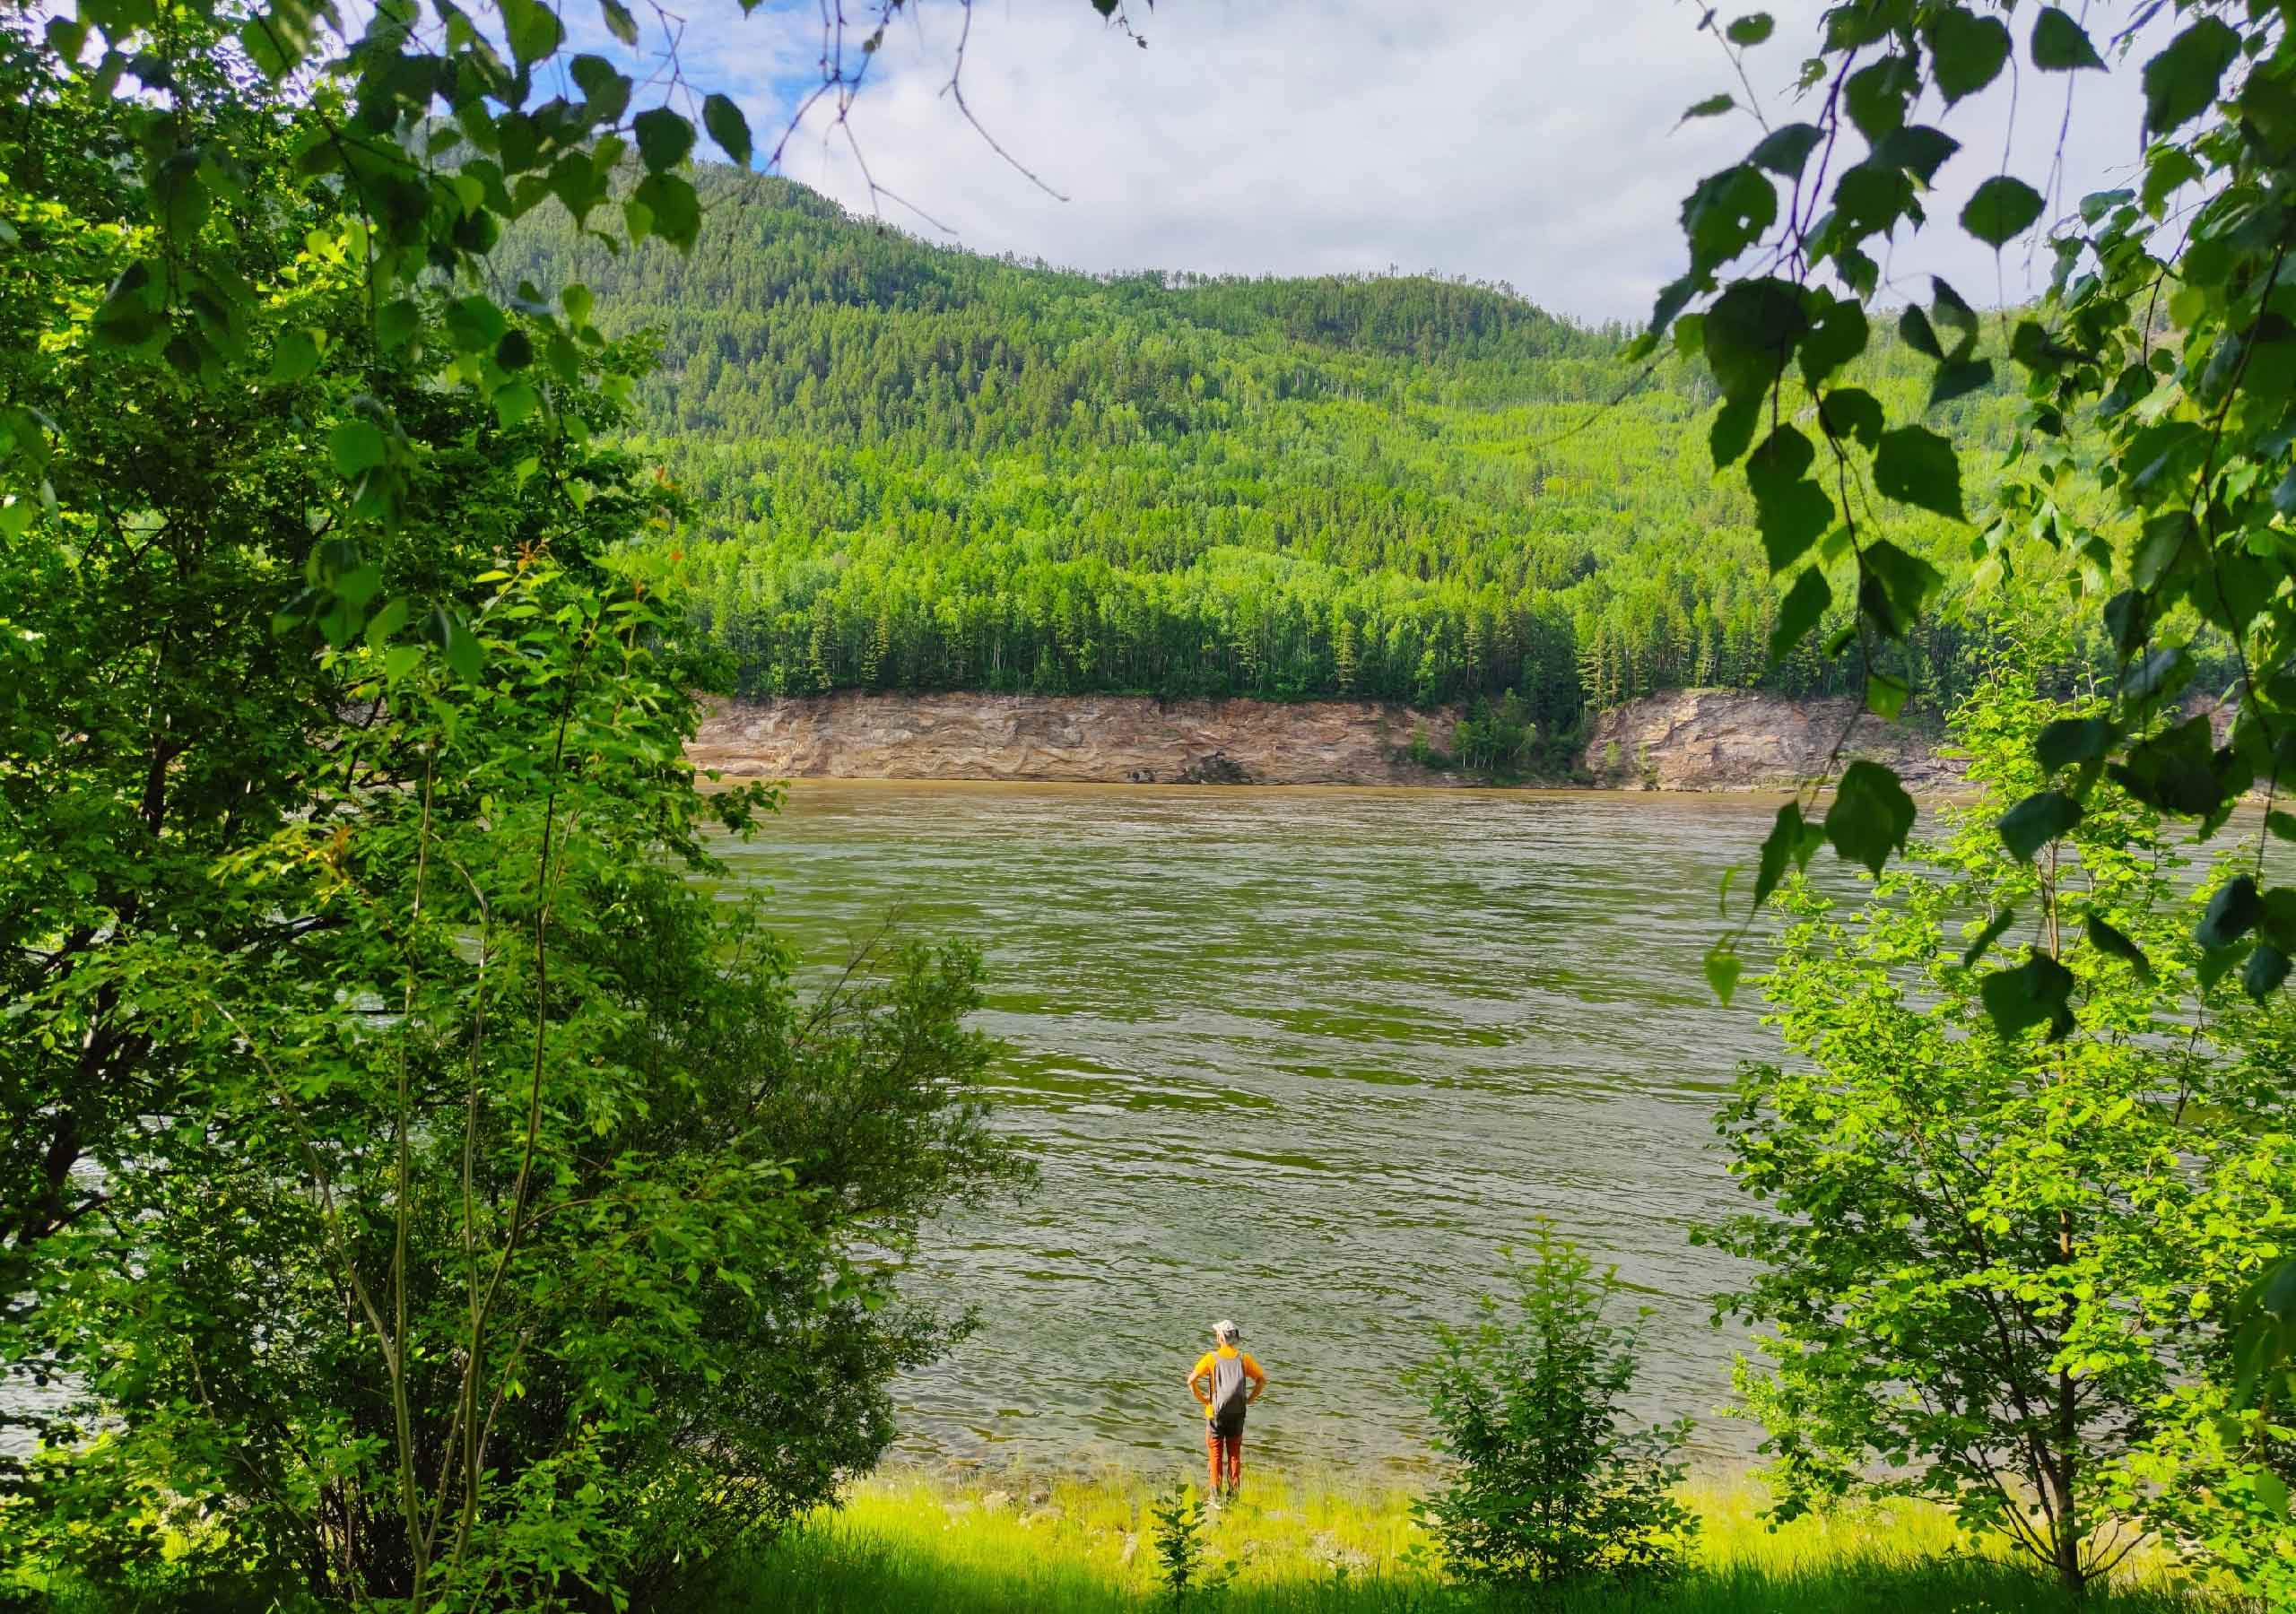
<box><xmin>675</xmin><ymin>0</ymin><xmax>2164</xmax><ymax>325</ymax></box>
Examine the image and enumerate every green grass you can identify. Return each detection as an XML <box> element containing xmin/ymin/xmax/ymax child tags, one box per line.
<box><xmin>701</xmin><ymin>1468</ymin><xmax>2234</xmax><ymax>1613</ymax></box>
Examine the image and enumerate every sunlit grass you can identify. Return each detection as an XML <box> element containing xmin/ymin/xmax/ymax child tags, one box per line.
<box><xmin>703</xmin><ymin>1466</ymin><xmax>2233</xmax><ymax>1613</ymax></box>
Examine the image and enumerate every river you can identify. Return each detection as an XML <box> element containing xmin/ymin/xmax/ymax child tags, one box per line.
<box><xmin>718</xmin><ymin>781</ymin><xmax>1830</xmax><ymax>1480</ymax></box>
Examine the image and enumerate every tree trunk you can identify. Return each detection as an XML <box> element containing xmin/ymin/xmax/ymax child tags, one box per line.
<box><xmin>2050</xmin><ymin>1364</ymin><xmax>2084</xmax><ymax>1598</ymax></box>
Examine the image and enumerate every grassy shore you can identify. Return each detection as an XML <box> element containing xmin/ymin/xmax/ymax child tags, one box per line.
<box><xmin>702</xmin><ymin>1468</ymin><xmax>2233</xmax><ymax>1613</ymax></box>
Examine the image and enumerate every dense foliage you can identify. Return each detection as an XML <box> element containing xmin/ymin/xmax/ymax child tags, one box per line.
<box><xmin>1665</xmin><ymin>2</ymin><xmax>2296</xmax><ymax>1002</ymax></box>
<box><xmin>1407</xmin><ymin>1223</ymin><xmax>1699</xmax><ymax>1591</ymax></box>
<box><xmin>0</xmin><ymin>6</ymin><xmax>1040</xmax><ymax>1610</ymax></box>
<box><xmin>1708</xmin><ymin>679</ymin><xmax>2296</xmax><ymax>1598</ymax></box>
<box><xmin>492</xmin><ymin>169</ymin><xmax>2085</xmax><ymax>732</ymax></box>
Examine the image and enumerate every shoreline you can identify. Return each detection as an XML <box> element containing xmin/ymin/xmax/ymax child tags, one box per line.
<box><xmin>691</xmin><ymin>688</ymin><xmax>1961</xmax><ymax>794</ymax></box>
<box><xmin>719</xmin><ymin>1465</ymin><xmax>2192</xmax><ymax>1610</ymax></box>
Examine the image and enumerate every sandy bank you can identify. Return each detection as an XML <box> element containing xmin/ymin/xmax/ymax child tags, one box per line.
<box><xmin>688</xmin><ymin>690</ymin><xmax>1961</xmax><ymax>791</ymax></box>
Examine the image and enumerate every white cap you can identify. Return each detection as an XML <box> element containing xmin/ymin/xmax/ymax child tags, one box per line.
<box><xmin>1212</xmin><ymin>1319</ymin><xmax>1241</xmax><ymax>1342</ymax></box>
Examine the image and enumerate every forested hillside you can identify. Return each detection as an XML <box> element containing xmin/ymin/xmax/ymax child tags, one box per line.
<box><xmin>499</xmin><ymin>168</ymin><xmax>2049</xmax><ymax>737</ymax></box>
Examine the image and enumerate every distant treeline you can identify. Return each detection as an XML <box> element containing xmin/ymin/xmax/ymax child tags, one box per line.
<box><xmin>498</xmin><ymin>169</ymin><xmax>2097</xmax><ymax>733</ymax></box>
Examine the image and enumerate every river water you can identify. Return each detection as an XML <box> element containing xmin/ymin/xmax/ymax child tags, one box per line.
<box><xmin>718</xmin><ymin>781</ymin><xmax>1828</xmax><ymax>1480</ymax></box>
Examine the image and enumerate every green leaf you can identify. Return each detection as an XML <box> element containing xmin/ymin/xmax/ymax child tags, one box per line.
<box><xmin>1873</xmin><ymin>425</ymin><xmax>1964</xmax><ymax>520</ymax></box>
<box><xmin>2086</xmin><ymin>914</ymin><xmax>2152</xmax><ymax>978</ymax></box>
<box><xmin>1961</xmin><ymin>907</ymin><xmax>2017</xmax><ymax>968</ymax></box>
<box><xmin>91</xmin><ymin>259</ymin><xmax>161</xmax><ymax>348</ymax></box>
<box><xmin>633</xmin><ymin>107</ymin><xmax>696</xmax><ymax>172</ymax></box>
<box><xmin>1682</xmin><ymin>93</ymin><xmax>1735</xmax><ymax>123</ymax></box>
<box><xmin>1929</xmin><ymin>358</ymin><xmax>1994</xmax><ymax>409</ymax></box>
<box><xmin>1752</xmin><ymin>801</ymin><xmax>1819</xmax><ymax>908</ymax></box>
<box><xmin>2144</xmin><ymin>19</ymin><xmax>2240</xmax><ymax>136</ymax></box>
<box><xmin>1961</xmin><ymin>175</ymin><xmax>2046</xmax><ymax>247</ymax></box>
<box><xmin>152</xmin><ymin>150</ymin><xmax>211</xmax><ymax>239</ymax></box>
<box><xmin>1866</xmin><ymin>672</ymin><xmax>1910</xmax><ymax>721</ymax></box>
<box><xmin>1859</xmin><ymin>540</ymin><xmax>1944</xmax><ymax>638</ymax></box>
<box><xmin>1832</xmin><ymin>161</ymin><xmax>1915</xmax><ymax>239</ymax></box>
<box><xmin>1845</xmin><ymin>55</ymin><xmax>1918</xmax><ymax>140</ymax></box>
<box><xmin>1873</xmin><ymin>125</ymin><xmax>1961</xmax><ymax>187</ymax></box>
<box><xmin>632</xmin><ymin>171</ymin><xmax>700</xmax><ymax>250</ymax></box>
<box><xmin>1725</xmin><ymin>13</ymin><xmax>1772</xmax><ymax>47</ymax></box>
<box><xmin>362</xmin><ymin>594</ymin><xmax>410</xmax><ymax>648</ymax></box>
<box><xmin>2246</xmin><ymin>942</ymin><xmax>2291</xmax><ymax>1000</ymax></box>
<box><xmin>1981</xmin><ymin>950</ymin><xmax>2076</xmax><ymax>1040</ymax></box>
<box><xmin>1926</xmin><ymin>8</ymin><xmax>2011</xmax><ymax>105</ymax></box>
<box><xmin>441</xmin><ymin>612</ymin><xmax>483</xmax><ymax>681</ymax></box>
<box><xmin>1769</xmin><ymin>568</ymin><xmax>1831</xmax><ymax>664</ymax></box>
<box><xmin>2260</xmin><ymin>887</ymin><xmax>2296</xmax><ymax>953</ymax></box>
<box><xmin>599</xmin><ymin>0</ymin><xmax>639</xmax><ymax>47</ymax></box>
<box><xmin>82</xmin><ymin>0</ymin><xmax>159</xmax><ymax>35</ymax></box>
<box><xmin>1899</xmin><ymin>303</ymin><xmax>1944</xmax><ymax>360</ymax></box>
<box><xmin>1817</xmin><ymin>387</ymin><xmax>1883</xmax><ymax>448</ymax></box>
<box><xmin>267</xmin><ymin>328</ymin><xmax>320</xmax><ymax>384</ymax></box>
<box><xmin>2268</xmin><ymin>810</ymin><xmax>2296</xmax><ymax>843</ymax></box>
<box><xmin>1931</xmin><ymin>277</ymin><xmax>1978</xmax><ymax>346</ymax></box>
<box><xmin>1703</xmin><ymin>943</ymin><xmax>1744</xmax><ymax>1006</ymax></box>
<box><xmin>2031</xmin><ymin>6</ymin><xmax>2103</xmax><ymax>72</ymax></box>
<box><xmin>330</xmin><ymin>420</ymin><xmax>387</xmax><ymax>477</ymax></box>
<box><xmin>2037</xmin><ymin>716</ymin><xmax>2113</xmax><ymax>772</ymax></box>
<box><xmin>1702</xmin><ymin>278</ymin><xmax>1807</xmax><ymax>399</ymax></box>
<box><xmin>496</xmin><ymin>331</ymin><xmax>535</xmax><ymax>370</ymax></box>
<box><xmin>1999</xmin><ymin>791</ymin><xmax>2083</xmax><ymax>862</ymax></box>
<box><xmin>1748</xmin><ymin>122</ymin><xmax>1822</xmax><ymax>178</ymax></box>
<box><xmin>2255</xmin><ymin>1468</ymin><xmax>2294</xmax><ymax>1520</ymax></box>
<box><xmin>1683</xmin><ymin>165</ymin><xmax>1777</xmax><ymax>273</ymax></box>
<box><xmin>494</xmin><ymin>382</ymin><xmax>539</xmax><ymax>429</ymax></box>
<box><xmin>1825</xmin><ymin>759</ymin><xmax>1916</xmax><ymax>876</ymax></box>
<box><xmin>499</xmin><ymin>0</ymin><xmax>561</xmax><ymax>65</ymax></box>
<box><xmin>1747</xmin><ymin>425</ymin><xmax>1833</xmax><ymax>572</ymax></box>
<box><xmin>2123</xmin><ymin>645</ymin><xmax>2194</xmax><ymax>706</ymax></box>
<box><xmin>1799</xmin><ymin>297</ymin><xmax>1868</xmax><ymax>386</ymax></box>
<box><xmin>570</xmin><ymin>56</ymin><xmax>631</xmax><ymax>125</ymax></box>
<box><xmin>376</xmin><ymin>298</ymin><xmax>422</xmax><ymax>351</ymax></box>
<box><xmin>2197</xmin><ymin>874</ymin><xmax>2264</xmax><ymax>950</ymax></box>
<box><xmin>2110</xmin><ymin>716</ymin><xmax>2223</xmax><ymax>817</ymax></box>
<box><xmin>702</xmin><ymin>93</ymin><xmax>752</xmax><ymax>166</ymax></box>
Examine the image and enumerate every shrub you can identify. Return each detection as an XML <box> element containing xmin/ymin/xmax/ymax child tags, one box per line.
<box><xmin>1148</xmin><ymin>1488</ymin><xmax>1239</xmax><ymax>1607</ymax></box>
<box><xmin>1707</xmin><ymin>679</ymin><xmax>2296</xmax><ymax>1597</ymax></box>
<box><xmin>1408</xmin><ymin>1222</ymin><xmax>1697</xmax><ymax>1589</ymax></box>
<box><xmin>0</xmin><ymin>560</ymin><xmax>1029</xmax><ymax>1612</ymax></box>
<box><xmin>1147</xmin><ymin>1480</ymin><xmax>1232</xmax><ymax>1603</ymax></box>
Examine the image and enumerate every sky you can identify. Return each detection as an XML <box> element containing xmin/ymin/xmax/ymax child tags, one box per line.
<box><xmin>643</xmin><ymin>0</ymin><xmax>2170</xmax><ymax>326</ymax></box>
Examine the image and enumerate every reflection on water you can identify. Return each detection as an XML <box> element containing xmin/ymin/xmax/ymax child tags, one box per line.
<box><xmin>718</xmin><ymin>782</ymin><xmax>1827</xmax><ymax>1478</ymax></box>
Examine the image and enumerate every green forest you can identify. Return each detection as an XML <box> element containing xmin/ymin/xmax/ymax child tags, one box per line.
<box><xmin>497</xmin><ymin>169</ymin><xmax>2054</xmax><ymax>733</ymax></box>
<box><xmin>13</xmin><ymin>1</ymin><xmax>2296</xmax><ymax>1612</ymax></box>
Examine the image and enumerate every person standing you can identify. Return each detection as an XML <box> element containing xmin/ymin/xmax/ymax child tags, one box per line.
<box><xmin>1187</xmin><ymin>1318</ymin><xmax>1265</xmax><ymax>1498</ymax></box>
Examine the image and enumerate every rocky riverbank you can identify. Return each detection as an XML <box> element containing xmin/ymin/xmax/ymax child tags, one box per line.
<box><xmin>1577</xmin><ymin>690</ymin><xmax>1962</xmax><ymax>791</ymax></box>
<box><xmin>689</xmin><ymin>690</ymin><xmax>1970</xmax><ymax>790</ymax></box>
<box><xmin>690</xmin><ymin>691</ymin><xmax>1464</xmax><ymax>786</ymax></box>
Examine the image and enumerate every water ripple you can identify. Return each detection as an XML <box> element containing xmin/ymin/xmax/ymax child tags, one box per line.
<box><xmin>715</xmin><ymin>782</ymin><xmax>1830</xmax><ymax>1476</ymax></box>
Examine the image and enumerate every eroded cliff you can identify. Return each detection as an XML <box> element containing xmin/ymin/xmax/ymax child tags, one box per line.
<box><xmin>687</xmin><ymin>689</ymin><xmax>1980</xmax><ymax>790</ymax></box>
<box><xmin>1577</xmin><ymin>690</ymin><xmax>1962</xmax><ymax>791</ymax></box>
<box><xmin>689</xmin><ymin>692</ymin><xmax>1463</xmax><ymax>786</ymax></box>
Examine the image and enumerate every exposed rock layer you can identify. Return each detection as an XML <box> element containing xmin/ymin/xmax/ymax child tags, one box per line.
<box><xmin>690</xmin><ymin>692</ymin><xmax>1462</xmax><ymax>786</ymax></box>
<box><xmin>688</xmin><ymin>689</ymin><xmax>1977</xmax><ymax>790</ymax></box>
<box><xmin>1577</xmin><ymin>690</ymin><xmax>1962</xmax><ymax>792</ymax></box>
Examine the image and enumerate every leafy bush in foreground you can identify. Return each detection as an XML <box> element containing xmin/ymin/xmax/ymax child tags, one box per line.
<box><xmin>1409</xmin><ymin>1222</ymin><xmax>1698</xmax><ymax>1590</ymax></box>
<box><xmin>1708</xmin><ymin>678</ymin><xmax>2296</xmax><ymax>1599</ymax></box>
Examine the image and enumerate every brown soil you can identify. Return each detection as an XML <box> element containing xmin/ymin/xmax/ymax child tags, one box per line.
<box><xmin>688</xmin><ymin>692</ymin><xmax>1464</xmax><ymax>786</ymax></box>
